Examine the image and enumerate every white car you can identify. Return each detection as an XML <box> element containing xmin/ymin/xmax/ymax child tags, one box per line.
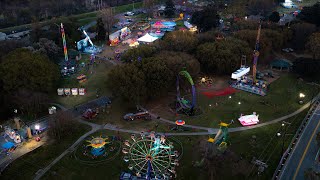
<box><xmin>282</xmin><ymin>48</ymin><xmax>290</xmax><ymax>53</ymax></box>
<box><xmin>125</xmin><ymin>11</ymin><xmax>134</xmax><ymax>16</ymax></box>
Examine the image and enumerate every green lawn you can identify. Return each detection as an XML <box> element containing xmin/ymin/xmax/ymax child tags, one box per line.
<box><xmin>42</xmin><ymin>129</ymin><xmax>208</xmax><ymax>180</ymax></box>
<box><xmin>229</xmin><ymin>108</ymin><xmax>309</xmax><ymax>179</ymax></box>
<box><xmin>152</xmin><ymin>74</ymin><xmax>320</xmax><ymax>128</ymax></box>
<box><xmin>55</xmin><ymin>60</ymin><xmax>113</xmax><ymax>108</ymax></box>
<box><xmin>38</xmin><ymin>107</ymin><xmax>308</xmax><ymax>180</ymax></box>
<box><xmin>0</xmin><ymin>2</ymin><xmax>143</xmax><ymax>33</ymax></box>
<box><xmin>1</xmin><ymin>123</ymin><xmax>91</xmax><ymax>180</ymax></box>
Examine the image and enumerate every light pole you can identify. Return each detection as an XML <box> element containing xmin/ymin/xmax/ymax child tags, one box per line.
<box><xmin>299</xmin><ymin>92</ymin><xmax>305</xmax><ymax>104</ymax></box>
<box><xmin>277</xmin><ymin>121</ymin><xmax>291</xmax><ymax>158</ymax></box>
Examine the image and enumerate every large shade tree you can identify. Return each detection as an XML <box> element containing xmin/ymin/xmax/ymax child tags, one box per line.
<box><xmin>196</xmin><ymin>38</ymin><xmax>251</xmax><ymax>74</ymax></box>
<box><xmin>161</xmin><ymin>30</ymin><xmax>198</xmax><ymax>52</ymax></box>
<box><xmin>100</xmin><ymin>7</ymin><xmax>116</xmax><ymax>41</ymax></box>
<box><xmin>0</xmin><ymin>48</ymin><xmax>59</xmax><ymax>93</ymax></box>
<box><xmin>190</xmin><ymin>6</ymin><xmax>220</xmax><ymax>32</ymax></box>
<box><xmin>291</xmin><ymin>22</ymin><xmax>317</xmax><ymax>50</ymax></box>
<box><xmin>164</xmin><ymin>0</ymin><xmax>176</xmax><ymax>17</ymax></box>
<box><xmin>121</xmin><ymin>44</ymin><xmax>156</xmax><ymax>63</ymax></box>
<box><xmin>306</xmin><ymin>32</ymin><xmax>320</xmax><ymax>59</ymax></box>
<box><xmin>298</xmin><ymin>2</ymin><xmax>320</xmax><ymax>26</ymax></box>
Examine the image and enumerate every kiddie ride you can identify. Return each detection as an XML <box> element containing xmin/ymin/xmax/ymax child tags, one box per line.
<box><xmin>77</xmin><ymin>27</ymin><xmax>102</xmax><ymax>54</ymax></box>
<box><xmin>208</xmin><ymin>121</ymin><xmax>231</xmax><ymax>151</ymax></box>
<box><xmin>238</xmin><ymin>112</ymin><xmax>259</xmax><ymax>126</ymax></box>
<box><xmin>123</xmin><ymin>111</ymin><xmax>151</xmax><ymax>121</ymax></box>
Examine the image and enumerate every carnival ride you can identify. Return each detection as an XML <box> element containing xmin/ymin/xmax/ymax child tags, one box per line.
<box><xmin>176</xmin><ymin>70</ymin><xmax>197</xmax><ymax>115</ymax></box>
<box><xmin>122</xmin><ymin>132</ymin><xmax>179</xmax><ymax>179</ymax></box>
<box><xmin>86</xmin><ymin>136</ymin><xmax>110</xmax><ymax>156</ymax></box>
<box><xmin>238</xmin><ymin>112</ymin><xmax>259</xmax><ymax>126</ymax></box>
<box><xmin>230</xmin><ymin>21</ymin><xmax>268</xmax><ymax>96</ymax></box>
<box><xmin>77</xmin><ymin>27</ymin><xmax>102</xmax><ymax>54</ymax></box>
<box><xmin>208</xmin><ymin>121</ymin><xmax>231</xmax><ymax>150</ymax></box>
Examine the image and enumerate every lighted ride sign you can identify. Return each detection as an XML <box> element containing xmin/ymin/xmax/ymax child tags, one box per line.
<box><xmin>122</xmin><ymin>132</ymin><xmax>179</xmax><ymax>179</ymax></box>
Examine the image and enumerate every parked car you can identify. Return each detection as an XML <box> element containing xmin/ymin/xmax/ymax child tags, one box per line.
<box><xmin>123</xmin><ymin>111</ymin><xmax>151</xmax><ymax>121</ymax></box>
<box><xmin>282</xmin><ymin>48</ymin><xmax>294</xmax><ymax>53</ymax></box>
<box><xmin>82</xmin><ymin>108</ymin><xmax>97</xmax><ymax>119</ymax></box>
<box><xmin>124</xmin><ymin>11</ymin><xmax>135</xmax><ymax>16</ymax></box>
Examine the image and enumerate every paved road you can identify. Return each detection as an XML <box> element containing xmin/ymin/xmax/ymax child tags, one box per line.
<box><xmin>278</xmin><ymin>102</ymin><xmax>320</xmax><ymax>180</ymax></box>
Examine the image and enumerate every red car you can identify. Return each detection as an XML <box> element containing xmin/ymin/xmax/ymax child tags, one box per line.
<box><xmin>82</xmin><ymin>109</ymin><xmax>97</xmax><ymax>119</ymax></box>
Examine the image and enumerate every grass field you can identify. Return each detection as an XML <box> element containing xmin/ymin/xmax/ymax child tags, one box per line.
<box><xmin>150</xmin><ymin>74</ymin><xmax>320</xmax><ymax>128</ymax></box>
<box><xmin>1</xmin><ymin>123</ymin><xmax>91</xmax><ymax>180</ymax></box>
<box><xmin>55</xmin><ymin>60</ymin><xmax>114</xmax><ymax>109</ymax></box>
<box><xmin>0</xmin><ymin>2</ymin><xmax>143</xmax><ymax>34</ymax></box>
<box><xmin>37</xmin><ymin>108</ymin><xmax>308</xmax><ymax>180</ymax></box>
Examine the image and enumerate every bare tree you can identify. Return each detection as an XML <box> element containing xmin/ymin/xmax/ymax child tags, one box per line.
<box><xmin>48</xmin><ymin>111</ymin><xmax>79</xmax><ymax>140</ymax></box>
<box><xmin>143</xmin><ymin>0</ymin><xmax>155</xmax><ymax>18</ymax></box>
<box><xmin>100</xmin><ymin>7</ymin><xmax>116</xmax><ymax>42</ymax></box>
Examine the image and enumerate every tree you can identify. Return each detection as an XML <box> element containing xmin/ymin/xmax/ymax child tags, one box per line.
<box><xmin>155</xmin><ymin>51</ymin><xmax>200</xmax><ymax>77</ymax></box>
<box><xmin>100</xmin><ymin>7</ymin><xmax>116</xmax><ymax>41</ymax></box>
<box><xmin>293</xmin><ymin>58</ymin><xmax>320</xmax><ymax>81</ymax></box>
<box><xmin>143</xmin><ymin>0</ymin><xmax>155</xmax><ymax>18</ymax></box>
<box><xmin>121</xmin><ymin>44</ymin><xmax>156</xmax><ymax>63</ymax></box>
<box><xmin>304</xmin><ymin>168</ymin><xmax>320</xmax><ymax>180</ymax></box>
<box><xmin>291</xmin><ymin>23</ymin><xmax>317</xmax><ymax>51</ymax></box>
<box><xmin>161</xmin><ymin>30</ymin><xmax>198</xmax><ymax>52</ymax></box>
<box><xmin>11</xmin><ymin>89</ymin><xmax>49</xmax><ymax>118</ymax></box>
<box><xmin>107</xmin><ymin>64</ymin><xmax>146</xmax><ymax>103</ymax></box>
<box><xmin>306</xmin><ymin>32</ymin><xmax>320</xmax><ymax>59</ymax></box>
<box><xmin>190</xmin><ymin>6</ymin><xmax>220</xmax><ymax>32</ymax></box>
<box><xmin>0</xmin><ymin>48</ymin><xmax>59</xmax><ymax>93</ymax></box>
<box><xmin>269</xmin><ymin>11</ymin><xmax>280</xmax><ymax>23</ymax></box>
<box><xmin>164</xmin><ymin>0</ymin><xmax>175</xmax><ymax>18</ymax></box>
<box><xmin>247</xmin><ymin>0</ymin><xmax>274</xmax><ymax>16</ymax></box>
<box><xmin>298</xmin><ymin>2</ymin><xmax>320</xmax><ymax>26</ymax></box>
<box><xmin>141</xmin><ymin>58</ymin><xmax>173</xmax><ymax>98</ymax></box>
<box><xmin>196</xmin><ymin>38</ymin><xmax>251</xmax><ymax>74</ymax></box>
<box><xmin>96</xmin><ymin>17</ymin><xmax>106</xmax><ymax>40</ymax></box>
<box><xmin>30</xmin><ymin>17</ymin><xmax>42</xmax><ymax>42</ymax></box>
<box><xmin>48</xmin><ymin>111</ymin><xmax>79</xmax><ymax>140</ymax></box>
<box><xmin>32</xmin><ymin>38</ymin><xmax>61</xmax><ymax>63</ymax></box>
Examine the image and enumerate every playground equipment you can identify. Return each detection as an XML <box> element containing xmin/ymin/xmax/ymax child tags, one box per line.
<box><xmin>176</xmin><ymin>70</ymin><xmax>196</xmax><ymax>115</ymax></box>
<box><xmin>123</xmin><ymin>111</ymin><xmax>151</xmax><ymax>121</ymax></box>
<box><xmin>77</xmin><ymin>27</ymin><xmax>102</xmax><ymax>54</ymax></box>
<box><xmin>207</xmin><ymin>121</ymin><xmax>231</xmax><ymax>150</ymax></box>
<box><xmin>238</xmin><ymin>112</ymin><xmax>259</xmax><ymax>126</ymax></box>
<box><xmin>86</xmin><ymin>136</ymin><xmax>109</xmax><ymax>156</ymax></box>
<box><xmin>122</xmin><ymin>132</ymin><xmax>179</xmax><ymax>179</ymax></box>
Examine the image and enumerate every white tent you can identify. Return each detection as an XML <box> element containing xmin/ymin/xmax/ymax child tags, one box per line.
<box><xmin>137</xmin><ymin>33</ymin><xmax>159</xmax><ymax>43</ymax></box>
<box><xmin>231</xmin><ymin>66</ymin><xmax>250</xmax><ymax>79</ymax></box>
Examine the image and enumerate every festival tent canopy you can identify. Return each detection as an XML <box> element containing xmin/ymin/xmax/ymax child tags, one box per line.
<box><xmin>137</xmin><ymin>33</ymin><xmax>159</xmax><ymax>43</ymax></box>
<box><xmin>2</xmin><ymin>142</ymin><xmax>15</xmax><ymax>149</ymax></box>
<box><xmin>162</xmin><ymin>21</ymin><xmax>176</xmax><ymax>26</ymax></box>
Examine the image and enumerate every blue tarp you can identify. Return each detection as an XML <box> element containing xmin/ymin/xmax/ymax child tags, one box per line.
<box><xmin>2</xmin><ymin>142</ymin><xmax>15</xmax><ymax>149</ymax></box>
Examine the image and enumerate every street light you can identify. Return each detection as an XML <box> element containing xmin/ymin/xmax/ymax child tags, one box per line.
<box><xmin>229</xmin><ymin>96</ymin><xmax>232</xmax><ymax>99</ymax></box>
<box><xmin>299</xmin><ymin>93</ymin><xmax>305</xmax><ymax>104</ymax></box>
<box><xmin>35</xmin><ymin>124</ymin><xmax>40</xmax><ymax>131</ymax></box>
<box><xmin>238</xmin><ymin>102</ymin><xmax>241</xmax><ymax>105</ymax></box>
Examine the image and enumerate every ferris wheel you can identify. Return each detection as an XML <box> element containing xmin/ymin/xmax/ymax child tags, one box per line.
<box><xmin>122</xmin><ymin>132</ymin><xmax>179</xmax><ymax>179</ymax></box>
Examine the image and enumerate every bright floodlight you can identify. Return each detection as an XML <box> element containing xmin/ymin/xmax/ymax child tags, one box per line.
<box><xmin>35</xmin><ymin>124</ymin><xmax>40</xmax><ymax>130</ymax></box>
<box><xmin>282</xmin><ymin>123</ymin><xmax>285</xmax><ymax>127</ymax></box>
<box><xmin>201</xmin><ymin>78</ymin><xmax>206</xmax><ymax>83</ymax></box>
<box><xmin>229</xmin><ymin>96</ymin><xmax>232</xmax><ymax>99</ymax></box>
<box><xmin>277</xmin><ymin>132</ymin><xmax>281</xmax><ymax>137</ymax></box>
<box><xmin>238</xmin><ymin>102</ymin><xmax>241</xmax><ymax>105</ymax></box>
<box><xmin>209</xmin><ymin>104</ymin><xmax>212</xmax><ymax>107</ymax></box>
<box><xmin>299</xmin><ymin>93</ymin><xmax>305</xmax><ymax>98</ymax></box>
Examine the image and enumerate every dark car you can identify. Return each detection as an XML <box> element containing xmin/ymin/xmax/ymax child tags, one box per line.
<box><xmin>82</xmin><ymin>108</ymin><xmax>97</xmax><ymax>119</ymax></box>
<box><xmin>123</xmin><ymin>111</ymin><xmax>151</xmax><ymax>121</ymax></box>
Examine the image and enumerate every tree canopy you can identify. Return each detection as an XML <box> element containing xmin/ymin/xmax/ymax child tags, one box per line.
<box><xmin>121</xmin><ymin>44</ymin><xmax>156</xmax><ymax>63</ymax></box>
<box><xmin>306</xmin><ymin>32</ymin><xmax>320</xmax><ymax>59</ymax></box>
<box><xmin>191</xmin><ymin>6</ymin><xmax>220</xmax><ymax>32</ymax></box>
<box><xmin>269</xmin><ymin>11</ymin><xmax>280</xmax><ymax>23</ymax></box>
<box><xmin>161</xmin><ymin>30</ymin><xmax>198</xmax><ymax>52</ymax></box>
<box><xmin>196</xmin><ymin>38</ymin><xmax>251</xmax><ymax>74</ymax></box>
<box><xmin>293</xmin><ymin>58</ymin><xmax>320</xmax><ymax>81</ymax></box>
<box><xmin>298</xmin><ymin>2</ymin><xmax>320</xmax><ymax>26</ymax></box>
<box><xmin>96</xmin><ymin>17</ymin><xmax>106</xmax><ymax>41</ymax></box>
<box><xmin>0</xmin><ymin>48</ymin><xmax>59</xmax><ymax>93</ymax></box>
<box><xmin>164</xmin><ymin>0</ymin><xmax>176</xmax><ymax>18</ymax></box>
<box><xmin>291</xmin><ymin>22</ymin><xmax>317</xmax><ymax>50</ymax></box>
